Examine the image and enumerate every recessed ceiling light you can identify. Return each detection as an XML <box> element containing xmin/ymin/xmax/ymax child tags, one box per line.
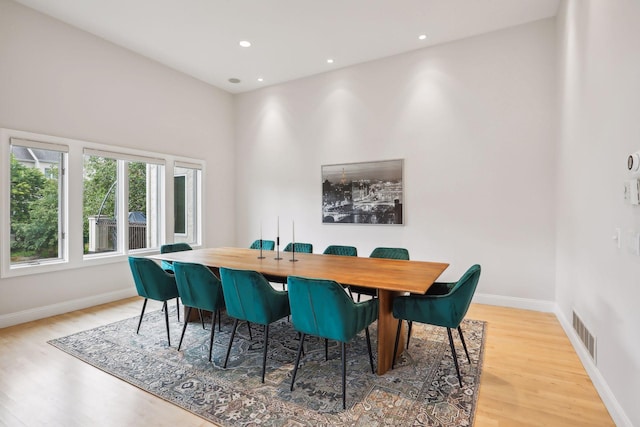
<box><xmin>257</xmin><ymin>77</ymin><xmax>264</xmax><ymax>82</ymax></box>
<box><xmin>239</xmin><ymin>40</ymin><xmax>251</xmax><ymax>48</ymax></box>
<box><xmin>418</xmin><ymin>34</ymin><xmax>428</xmax><ymax>40</ymax></box>
<box><xmin>228</xmin><ymin>78</ymin><xmax>241</xmax><ymax>84</ymax></box>
<box><xmin>327</xmin><ymin>58</ymin><xmax>334</xmax><ymax>64</ymax></box>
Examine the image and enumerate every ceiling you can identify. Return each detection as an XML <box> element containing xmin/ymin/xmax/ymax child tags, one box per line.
<box><xmin>13</xmin><ymin>0</ymin><xmax>560</xmax><ymax>94</ymax></box>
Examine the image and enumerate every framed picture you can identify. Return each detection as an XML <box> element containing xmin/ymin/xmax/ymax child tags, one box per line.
<box><xmin>321</xmin><ymin>159</ymin><xmax>404</xmax><ymax>225</ymax></box>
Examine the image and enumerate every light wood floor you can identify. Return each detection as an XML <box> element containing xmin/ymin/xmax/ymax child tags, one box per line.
<box><xmin>0</xmin><ymin>299</ymin><xmax>614</xmax><ymax>427</ymax></box>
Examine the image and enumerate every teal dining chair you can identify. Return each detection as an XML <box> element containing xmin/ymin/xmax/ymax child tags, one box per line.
<box><xmin>323</xmin><ymin>245</ymin><xmax>357</xmax><ymax>257</ymax></box>
<box><xmin>392</xmin><ymin>264</ymin><xmax>481</xmax><ymax>386</ymax></box>
<box><xmin>323</xmin><ymin>245</ymin><xmax>358</xmax><ymax>298</ymax></box>
<box><xmin>160</xmin><ymin>242</ymin><xmax>192</xmax><ymax>321</ymax></box>
<box><xmin>350</xmin><ymin>246</ymin><xmax>410</xmax><ymax>302</ymax></box>
<box><xmin>173</xmin><ymin>262</ymin><xmax>225</xmax><ymax>362</ymax></box>
<box><xmin>249</xmin><ymin>239</ymin><xmax>275</xmax><ymax>250</ymax></box>
<box><xmin>283</xmin><ymin>242</ymin><xmax>313</xmax><ymax>253</ymax></box>
<box><xmin>128</xmin><ymin>257</ymin><xmax>180</xmax><ymax>346</ymax></box>
<box><xmin>219</xmin><ymin>267</ymin><xmax>291</xmax><ymax>383</ymax></box>
<box><xmin>287</xmin><ymin>275</ymin><xmax>378</xmax><ymax>409</ymax></box>
<box><xmin>160</xmin><ymin>242</ymin><xmax>193</xmax><ymax>272</ymax></box>
<box><xmin>370</xmin><ymin>247</ymin><xmax>410</xmax><ymax>260</ymax></box>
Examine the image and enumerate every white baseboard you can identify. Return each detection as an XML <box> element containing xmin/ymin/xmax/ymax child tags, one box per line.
<box><xmin>0</xmin><ymin>288</ymin><xmax>137</xmax><ymax>329</ymax></box>
<box><xmin>555</xmin><ymin>308</ymin><xmax>632</xmax><ymax>427</ymax></box>
<box><xmin>472</xmin><ymin>292</ymin><xmax>556</xmax><ymax>312</ymax></box>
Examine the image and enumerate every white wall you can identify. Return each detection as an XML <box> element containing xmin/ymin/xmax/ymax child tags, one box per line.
<box><xmin>0</xmin><ymin>0</ymin><xmax>235</xmax><ymax>323</ymax></box>
<box><xmin>235</xmin><ymin>19</ymin><xmax>557</xmax><ymax>302</ymax></box>
<box><xmin>557</xmin><ymin>1</ymin><xmax>640</xmax><ymax>425</ymax></box>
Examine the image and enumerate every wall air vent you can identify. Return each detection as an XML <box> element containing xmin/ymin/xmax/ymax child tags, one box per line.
<box><xmin>572</xmin><ymin>310</ymin><xmax>597</xmax><ymax>363</ymax></box>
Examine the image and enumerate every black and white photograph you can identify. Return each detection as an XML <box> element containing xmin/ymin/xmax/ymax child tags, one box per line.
<box><xmin>322</xmin><ymin>159</ymin><xmax>403</xmax><ymax>224</ymax></box>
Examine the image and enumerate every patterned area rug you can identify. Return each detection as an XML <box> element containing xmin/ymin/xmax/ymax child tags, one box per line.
<box><xmin>49</xmin><ymin>308</ymin><xmax>485</xmax><ymax>426</ymax></box>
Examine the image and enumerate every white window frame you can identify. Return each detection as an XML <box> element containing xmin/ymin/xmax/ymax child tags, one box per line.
<box><xmin>0</xmin><ymin>128</ymin><xmax>205</xmax><ymax>278</ymax></box>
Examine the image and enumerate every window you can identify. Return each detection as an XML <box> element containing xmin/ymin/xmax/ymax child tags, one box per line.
<box><xmin>173</xmin><ymin>163</ymin><xmax>201</xmax><ymax>245</ymax></box>
<box><xmin>83</xmin><ymin>150</ymin><xmax>164</xmax><ymax>256</ymax></box>
<box><xmin>1</xmin><ymin>128</ymin><xmax>203</xmax><ymax>277</ymax></box>
<box><xmin>8</xmin><ymin>139</ymin><xmax>67</xmax><ymax>267</ymax></box>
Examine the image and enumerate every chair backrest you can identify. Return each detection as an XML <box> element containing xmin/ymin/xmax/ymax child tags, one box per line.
<box><xmin>369</xmin><ymin>247</ymin><xmax>409</xmax><ymax>260</ymax></box>
<box><xmin>160</xmin><ymin>243</ymin><xmax>193</xmax><ymax>254</ymax></box>
<box><xmin>445</xmin><ymin>264</ymin><xmax>482</xmax><ymax>324</ymax></box>
<box><xmin>323</xmin><ymin>245</ymin><xmax>358</xmax><ymax>257</ymax></box>
<box><xmin>249</xmin><ymin>239</ymin><xmax>275</xmax><ymax>250</ymax></box>
<box><xmin>287</xmin><ymin>276</ymin><xmax>377</xmax><ymax>342</ymax></box>
<box><xmin>160</xmin><ymin>243</ymin><xmax>193</xmax><ymax>271</ymax></box>
<box><xmin>283</xmin><ymin>242</ymin><xmax>313</xmax><ymax>253</ymax></box>
<box><xmin>172</xmin><ymin>262</ymin><xmax>224</xmax><ymax>313</ymax></box>
<box><xmin>219</xmin><ymin>267</ymin><xmax>289</xmax><ymax>325</ymax></box>
<box><xmin>128</xmin><ymin>257</ymin><xmax>179</xmax><ymax>301</ymax></box>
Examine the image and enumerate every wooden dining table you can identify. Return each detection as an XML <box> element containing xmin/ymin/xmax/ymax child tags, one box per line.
<box><xmin>148</xmin><ymin>246</ymin><xmax>448</xmax><ymax>374</ymax></box>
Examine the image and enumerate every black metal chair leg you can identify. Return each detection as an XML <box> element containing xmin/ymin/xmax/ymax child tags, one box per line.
<box><xmin>136</xmin><ymin>298</ymin><xmax>148</xmax><ymax>334</ymax></box>
<box><xmin>217</xmin><ymin>309</ymin><xmax>222</xmax><ymax>332</ymax></box>
<box><xmin>261</xmin><ymin>324</ymin><xmax>269</xmax><ymax>383</ymax></box>
<box><xmin>163</xmin><ymin>301</ymin><xmax>171</xmax><ymax>347</ymax></box>
<box><xmin>341</xmin><ymin>341</ymin><xmax>347</xmax><ymax>410</ymax></box>
<box><xmin>365</xmin><ymin>327</ymin><xmax>374</xmax><ymax>374</ymax></box>
<box><xmin>247</xmin><ymin>322</ymin><xmax>253</xmax><ymax>341</ymax></box>
<box><xmin>224</xmin><ymin>319</ymin><xmax>239</xmax><ymax>368</ymax></box>
<box><xmin>325</xmin><ymin>338</ymin><xmax>329</xmax><ymax>361</ymax></box>
<box><xmin>407</xmin><ymin>321</ymin><xmax>413</xmax><ymax>349</ymax></box>
<box><xmin>208</xmin><ymin>314</ymin><xmax>216</xmax><ymax>362</ymax></box>
<box><xmin>392</xmin><ymin>319</ymin><xmax>402</xmax><ymax>369</ymax></box>
<box><xmin>178</xmin><ymin>307</ymin><xmax>192</xmax><ymax>351</ymax></box>
<box><xmin>290</xmin><ymin>333</ymin><xmax>306</xmax><ymax>391</ymax></box>
<box><xmin>458</xmin><ymin>326</ymin><xmax>471</xmax><ymax>363</ymax></box>
<box><xmin>176</xmin><ymin>298</ymin><xmax>180</xmax><ymax>322</ymax></box>
<box><xmin>447</xmin><ymin>328</ymin><xmax>462</xmax><ymax>387</ymax></box>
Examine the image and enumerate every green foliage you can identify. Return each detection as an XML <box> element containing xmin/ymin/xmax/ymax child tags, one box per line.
<box><xmin>82</xmin><ymin>156</ymin><xmax>147</xmax><ymax>242</ymax></box>
<box><xmin>10</xmin><ymin>155</ymin><xmax>46</xmax><ymax>226</ymax></box>
<box><xmin>10</xmin><ymin>155</ymin><xmax>59</xmax><ymax>259</ymax></box>
<box><xmin>13</xmin><ymin>175</ymin><xmax>59</xmax><ymax>257</ymax></box>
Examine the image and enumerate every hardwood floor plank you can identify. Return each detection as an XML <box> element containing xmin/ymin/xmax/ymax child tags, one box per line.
<box><xmin>0</xmin><ymin>299</ymin><xmax>614</xmax><ymax>426</ymax></box>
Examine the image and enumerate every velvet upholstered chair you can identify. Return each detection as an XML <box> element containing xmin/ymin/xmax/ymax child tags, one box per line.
<box><xmin>350</xmin><ymin>246</ymin><xmax>410</xmax><ymax>302</ymax></box>
<box><xmin>287</xmin><ymin>276</ymin><xmax>378</xmax><ymax>409</ymax></box>
<box><xmin>323</xmin><ymin>245</ymin><xmax>358</xmax><ymax>257</ymax></box>
<box><xmin>128</xmin><ymin>257</ymin><xmax>180</xmax><ymax>346</ymax></box>
<box><xmin>323</xmin><ymin>245</ymin><xmax>358</xmax><ymax>298</ymax></box>
<box><xmin>219</xmin><ymin>267</ymin><xmax>291</xmax><ymax>383</ymax></box>
<box><xmin>160</xmin><ymin>242</ymin><xmax>193</xmax><ymax>272</ymax></box>
<box><xmin>160</xmin><ymin>242</ymin><xmax>192</xmax><ymax>321</ymax></box>
<box><xmin>249</xmin><ymin>239</ymin><xmax>275</xmax><ymax>251</ymax></box>
<box><xmin>392</xmin><ymin>264</ymin><xmax>481</xmax><ymax>386</ymax></box>
<box><xmin>173</xmin><ymin>262</ymin><xmax>225</xmax><ymax>362</ymax></box>
<box><xmin>283</xmin><ymin>242</ymin><xmax>313</xmax><ymax>253</ymax></box>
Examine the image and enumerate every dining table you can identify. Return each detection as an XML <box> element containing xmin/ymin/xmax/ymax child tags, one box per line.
<box><xmin>148</xmin><ymin>246</ymin><xmax>448</xmax><ymax>374</ymax></box>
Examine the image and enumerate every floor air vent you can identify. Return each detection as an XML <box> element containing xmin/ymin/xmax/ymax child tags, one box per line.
<box><xmin>572</xmin><ymin>310</ymin><xmax>597</xmax><ymax>363</ymax></box>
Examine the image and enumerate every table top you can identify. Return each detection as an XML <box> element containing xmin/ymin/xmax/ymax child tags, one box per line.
<box><xmin>148</xmin><ymin>247</ymin><xmax>449</xmax><ymax>294</ymax></box>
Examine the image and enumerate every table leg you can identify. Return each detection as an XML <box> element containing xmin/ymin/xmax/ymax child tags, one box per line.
<box><xmin>376</xmin><ymin>289</ymin><xmax>405</xmax><ymax>375</ymax></box>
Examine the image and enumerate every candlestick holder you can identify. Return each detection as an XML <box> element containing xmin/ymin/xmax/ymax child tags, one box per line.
<box><xmin>274</xmin><ymin>236</ymin><xmax>283</xmax><ymax>260</ymax></box>
<box><xmin>257</xmin><ymin>240</ymin><xmax>265</xmax><ymax>259</ymax></box>
<box><xmin>289</xmin><ymin>244</ymin><xmax>298</xmax><ymax>262</ymax></box>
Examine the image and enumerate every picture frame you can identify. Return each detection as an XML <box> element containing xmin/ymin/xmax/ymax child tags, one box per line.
<box><xmin>321</xmin><ymin>159</ymin><xmax>404</xmax><ymax>225</ymax></box>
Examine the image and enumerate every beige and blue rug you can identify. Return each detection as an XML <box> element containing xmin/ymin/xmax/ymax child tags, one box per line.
<box><xmin>49</xmin><ymin>308</ymin><xmax>485</xmax><ymax>426</ymax></box>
